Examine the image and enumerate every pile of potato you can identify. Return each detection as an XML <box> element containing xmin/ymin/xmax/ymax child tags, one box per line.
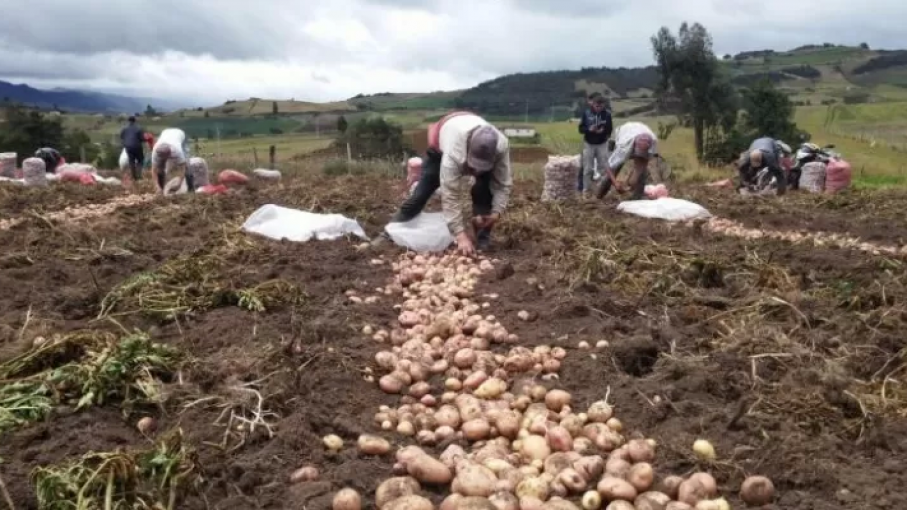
<box><xmin>705</xmin><ymin>217</ymin><xmax>904</xmax><ymax>257</ymax></box>
<box><xmin>328</xmin><ymin>251</ymin><xmax>775</xmax><ymax>510</ymax></box>
<box><xmin>0</xmin><ymin>193</ymin><xmax>156</xmax><ymax>231</ymax></box>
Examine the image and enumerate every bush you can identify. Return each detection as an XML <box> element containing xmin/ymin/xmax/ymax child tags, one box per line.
<box><xmin>335</xmin><ymin>116</ymin><xmax>406</xmax><ymax>159</ymax></box>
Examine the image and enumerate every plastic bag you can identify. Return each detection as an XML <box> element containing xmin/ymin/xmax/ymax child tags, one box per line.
<box><xmin>197</xmin><ymin>184</ymin><xmax>229</xmax><ymax>195</ymax></box>
<box><xmin>617</xmin><ymin>198</ymin><xmax>712</xmax><ymax>221</ymax></box>
<box><xmin>799</xmin><ymin>162</ymin><xmax>826</xmax><ymax>194</ymax></box>
<box><xmin>119</xmin><ymin>149</ymin><xmax>129</xmax><ymax>170</ymax></box>
<box><xmin>22</xmin><ymin>158</ymin><xmax>48</xmax><ymax>187</ymax></box>
<box><xmin>253</xmin><ymin>168</ymin><xmax>282</xmax><ymax>180</ymax></box>
<box><xmin>219</xmin><ymin>169</ymin><xmax>249</xmax><ymax>185</ymax></box>
<box><xmin>825</xmin><ymin>159</ymin><xmax>851</xmax><ymax>194</ymax></box>
<box><xmin>242</xmin><ymin>204</ymin><xmax>367</xmax><ymax>242</ymax></box>
<box><xmin>0</xmin><ymin>153</ymin><xmax>16</xmax><ymax>178</ymax></box>
<box><xmin>643</xmin><ymin>183</ymin><xmax>668</xmax><ymax>199</ymax></box>
<box><xmin>164</xmin><ymin>177</ymin><xmax>188</xmax><ymax>195</ymax></box>
<box><xmin>384</xmin><ymin>212</ymin><xmax>454</xmax><ymax>252</ymax></box>
<box><xmin>542</xmin><ymin>155</ymin><xmax>581</xmax><ymax>201</ymax></box>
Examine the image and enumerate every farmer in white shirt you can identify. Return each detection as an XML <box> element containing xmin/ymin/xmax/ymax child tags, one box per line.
<box><xmin>151</xmin><ymin>128</ymin><xmax>192</xmax><ymax>195</ymax></box>
<box><xmin>596</xmin><ymin>121</ymin><xmax>658</xmax><ymax>201</ymax></box>
<box><xmin>375</xmin><ymin>111</ymin><xmax>513</xmax><ymax>256</ymax></box>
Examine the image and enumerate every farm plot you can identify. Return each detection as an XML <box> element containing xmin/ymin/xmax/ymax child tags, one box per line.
<box><xmin>0</xmin><ymin>175</ymin><xmax>905</xmax><ymax>510</ymax></box>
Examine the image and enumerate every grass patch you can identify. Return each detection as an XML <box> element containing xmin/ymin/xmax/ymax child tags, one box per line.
<box><xmin>0</xmin><ymin>330</ymin><xmax>177</xmax><ymax>432</ymax></box>
<box><xmin>98</xmin><ymin>231</ymin><xmax>306</xmax><ymax>321</ymax></box>
<box><xmin>33</xmin><ymin>429</ymin><xmax>201</xmax><ymax>510</ymax></box>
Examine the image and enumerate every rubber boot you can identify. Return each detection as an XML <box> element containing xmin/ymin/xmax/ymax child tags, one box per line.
<box><xmin>476</xmin><ymin>227</ymin><xmax>492</xmax><ymax>252</ymax></box>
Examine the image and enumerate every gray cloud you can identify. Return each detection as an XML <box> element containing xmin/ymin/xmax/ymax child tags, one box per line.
<box><xmin>0</xmin><ymin>0</ymin><xmax>905</xmax><ymax>104</ymax></box>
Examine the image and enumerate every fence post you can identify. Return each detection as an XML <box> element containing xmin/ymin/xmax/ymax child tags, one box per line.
<box><xmin>253</xmin><ymin>147</ymin><xmax>259</xmax><ymax>167</ymax></box>
<box><xmin>79</xmin><ymin>146</ymin><xmax>86</xmax><ymax>163</ymax></box>
<box><xmin>346</xmin><ymin>143</ymin><xmax>352</xmax><ymax>162</ymax></box>
<box><xmin>269</xmin><ymin>145</ymin><xmax>276</xmax><ymax>168</ymax></box>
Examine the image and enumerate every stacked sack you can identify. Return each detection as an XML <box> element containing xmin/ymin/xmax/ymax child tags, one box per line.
<box><xmin>798</xmin><ymin>161</ymin><xmax>826</xmax><ymax>193</ymax></box>
<box><xmin>188</xmin><ymin>157</ymin><xmax>210</xmax><ymax>187</ymax></box>
<box><xmin>0</xmin><ymin>153</ymin><xmax>16</xmax><ymax>178</ymax></box>
<box><xmin>825</xmin><ymin>158</ymin><xmax>852</xmax><ymax>193</ymax></box>
<box><xmin>541</xmin><ymin>154</ymin><xmax>580</xmax><ymax>201</ymax></box>
<box><xmin>22</xmin><ymin>158</ymin><xmax>48</xmax><ymax>187</ymax></box>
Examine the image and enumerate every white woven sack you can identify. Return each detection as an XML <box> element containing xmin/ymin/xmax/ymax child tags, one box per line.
<box><xmin>798</xmin><ymin>161</ymin><xmax>826</xmax><ymax>194</ymax></box>
<box><xmin>22</xmin><ymin>158</ymin><xmax>48</xmax><ymax>187</ymax></box>
<box><xmin>0</xmin><ymin>153</ymin><xmax>16</xmax><ymax>178</ymax></box>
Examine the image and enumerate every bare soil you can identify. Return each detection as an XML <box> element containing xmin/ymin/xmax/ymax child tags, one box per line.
<box><xmin>1</xmin><ymin>176</ymin><xmax>905</xmax><ymax>510</ymax></box>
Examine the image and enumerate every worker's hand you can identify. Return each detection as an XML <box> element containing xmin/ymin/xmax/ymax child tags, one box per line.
<box><xmin>614</xmin><ymin>181</ymin><xmax>628</xmax><ymax>193</ymax></box>
<box><xmin>472</xmin><ymin>213</ymin><xmax>500</xmax><ymax>229</ymax></box>
<box><xmin>455</xmin><ymin>232</ymin><xmax>476</xmax><ymax>257</ymax></box>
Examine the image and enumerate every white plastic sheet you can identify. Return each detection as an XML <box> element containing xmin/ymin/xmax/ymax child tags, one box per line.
<box><xmin>617</xmin><ymin>197</ymin><xmax>712</xmax><ymax>221</ymax></box>
<box><xmin>242</xmin><ymin>204</ymin><xmax>368</xmax><ymax>242</ymax></box>
<box><xmin>384</xmin><ymin>212</ymin><xmax>454</xmax><ymax>252</ymax></box>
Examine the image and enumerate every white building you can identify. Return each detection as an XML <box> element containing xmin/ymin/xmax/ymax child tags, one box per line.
<box><xmin>501</xmin><ymin>127</ymin><xmax>537</xmax><ymax>138</ymax></box>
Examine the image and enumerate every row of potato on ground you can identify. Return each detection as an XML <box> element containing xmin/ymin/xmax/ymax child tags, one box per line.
<box><xmin>296</xmin><ymin>251</ymin><xmax>776</xmax><ymax>509</ymax></box>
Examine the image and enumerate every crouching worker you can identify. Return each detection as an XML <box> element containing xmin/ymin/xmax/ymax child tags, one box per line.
<box><xmin>151</xmin><ymin>128</ymin><xmax>193</xmax><ymax>195</ymax></box>
<box><xmin>34</xmin><ymin>147</ymin><xmax>65</xmax><ymax>173</ymax></box>
<box><xmin>737</xmin><ymin>137</ymin><xmax>787</xmax><ymax>195</ymax></box>
<box><xmin>374</xmin><ymin>111</ymin><xmax>513</xmax><ymax>256</ymax></box>
<box><xmin>596</xmin><ymin>121</ymin><xmax>657</xmax><ymax>201</ymax></box>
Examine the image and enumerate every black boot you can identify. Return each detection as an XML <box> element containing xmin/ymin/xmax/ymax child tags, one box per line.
<box><xmin>476</xmin><ymin>228</ymin><xmax>492</xmax><ymax>252</ymax></box>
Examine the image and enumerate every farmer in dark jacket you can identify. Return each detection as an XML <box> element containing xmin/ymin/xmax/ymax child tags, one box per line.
<box><xmin>120</xmin><ymin>116</ymin><xmax>146</xmax><ymax>182</ymax></box>
<box><xmin>577</xmin><ymin>93</ymin><xmax>612</xmax><ymax>196</ymax></box>
<box><xmin>34</xmin><ymin>147</ymin><xmax>64</xmax><ymax>173</ymax></box>
<box><xmin>737</xmin><ymin>136</ymin><xmax>787</xmax><ymax>195</ymax></box>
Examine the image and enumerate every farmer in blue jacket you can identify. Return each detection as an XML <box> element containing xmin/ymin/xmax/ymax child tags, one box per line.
<box><xmin>577</xmin><ymin>93</ymin><xmax>613</xmax><ymax>195</ymax></box>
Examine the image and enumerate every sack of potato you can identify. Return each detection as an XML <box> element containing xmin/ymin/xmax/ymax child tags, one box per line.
<box><xmin>0</xmin><ymin>153</ymin><xmax>16</xmax><ymax>178</ymax></box>
<box><xmin>541</xmin><ymin>155</ymin><xmax>580</xmax><ymax>202</ymax></box>
<box><xmin>188</xmin><ymin>157</ymin><xmax>210</xmax><ymax>187</ymax></box>
<box><xmin>22</xmin><ymin>158</ymin><xmax>48</xmax><ymax>187</ymax></box>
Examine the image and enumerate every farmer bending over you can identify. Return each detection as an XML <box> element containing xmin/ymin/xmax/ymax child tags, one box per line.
<box><xmin>596</xmin><ymin>121</ymin><xmax>658</xmax><ymax>201</ymax></box>
<box><xmin>374</xmin><ymin>111</ymin><xmax>513</xmax><ymax>256</ymax></box>
<box><xmin>737</xmin><ymin>137</ymin><xmax>787</xmax><ymax>195</ymax></box>
<box><xmin>34</xmin><ymin>147</ymin><xmax>64</xmax><ymax>173</ymax></box>
<box><xmin>151</xmin><ymin>128</ymin><xmax>193</xmax><ymax>195</ymax></box>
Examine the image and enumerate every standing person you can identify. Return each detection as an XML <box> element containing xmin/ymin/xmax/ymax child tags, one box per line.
<box><xmin>120</xmin><ymin>116</ymin><xmax>146</xmax><ymax>182</ymax></box>
<box><xmin>737</xmin><ymin>136</ymin><xmax>787</xmax><ymax>195</ymax></box>
<box><xmin>595</xmin><ymin>121</ymin><xmax>658</xmax><ymax>201</ymax></box>
<box><xmin>373</xmin><ymin>111</ymin><xmax>513</xmax><ymax>255</ymax></box>
<box><xmin>151</xmin><ymin>128</ymin><xmax>193</xmax><ymax>195</ymax></box>
<box><xmin>577</xmin><ymin>93</ymin><xmax>612</xmax><ymax>196</ymax></box>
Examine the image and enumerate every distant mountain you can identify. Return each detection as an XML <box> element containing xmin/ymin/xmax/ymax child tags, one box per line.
<box><xmin>0</xmin><ymin>80</ymin><xmax>183</xmax><ymax>114</ymax></box>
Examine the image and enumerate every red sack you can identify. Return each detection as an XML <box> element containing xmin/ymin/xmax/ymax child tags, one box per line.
<box><xmin>59</xmin><ymin>170</ymin><xmax>85</xmax><ymax>183</ymax></box>
<box><xmin>79</xmin><ymin>173</ymin><xmax>96</xmax><ymax>185</ymax></box>
<box><xmin>218</xmin><ymin>169</ymin><xmax>249</xmax><ymax>185</ymax></box>
<box><xmin>825</xmin><ymin>159</ymin><xmax>852</xmax><ymax>194</ymax></box>
<box><xmin>197</xmin><ymin>184</ymin><xmax>228</xmax><ymax>195</ymax></box>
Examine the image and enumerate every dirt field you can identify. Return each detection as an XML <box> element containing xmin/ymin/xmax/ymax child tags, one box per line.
<box><xmin>1</xmin><ymin>174</ymin><xmax>905</xmax><ymax>510</ymax></box>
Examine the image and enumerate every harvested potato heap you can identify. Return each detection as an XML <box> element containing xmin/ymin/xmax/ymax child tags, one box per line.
<box><xmin>328</xmin><ymin>251</ymin><xmax>776</xmax><ymax>510</ymax></box>
<box><xmin>705</xmin><ymin>217</ymin><xmax>905</xmax><ymax>256</ymax></box>
<box><xmin>0</xmin><ymin>194</ymin><xmax>156</xmax><ymax>231</ymax></box>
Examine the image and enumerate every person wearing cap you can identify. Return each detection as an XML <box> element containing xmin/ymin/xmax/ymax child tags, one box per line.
<box><xmin>737</xmin><ymin>136</ymin><xmax>787</xmax><ymax>195</ymax></box>
<box><xmin>120</xmin><ymin>115</ymin><xmax>146</xmax><ymax>182</ymax></box>
<box><xmin>375</xmin><ymin>111</ymin><xmax>512</xmax><ymax>256</ymax></box>
<box><xmin>150</xmin><ymin>127</ymin><xmax>194</xmax><ymax>195</ymax></box>
<box><xmin>595</xmin><ymin>121</ymin><xmax>658</xmax><ymax>201</ymax></box>
<box><xmin>578</xmin><ymin>93</ymin><xmax>613</xmax><ymax>196</ymax></box>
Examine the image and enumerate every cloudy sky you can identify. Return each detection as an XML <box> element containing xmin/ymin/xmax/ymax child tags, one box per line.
<box><xmin>0</xmin><ymin>0</ymin><xmax>905</xmax><ymax>106</ymax></box>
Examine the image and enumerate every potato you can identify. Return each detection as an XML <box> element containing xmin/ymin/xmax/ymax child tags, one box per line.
<box><xmin>289</xmin><ymin>465</ymin><xmax>319</xmax><ymax>483</ymax></box>
<box><xmin>627</xmin><ymin>439</ymin><xmax>655</xmax><ymax>463</ymax></box>
<box><xmin>627</xmin><ymin>463</ymin><xmax>654</xmax><ymax>492</ymax></box>
<box><xmin>605</xmin><ymin>457</ymin><xmax>631</xmax><ymax>478</ymax></box>
<box><xmin>665</xmin><ymin>504</ymin><xmax>693</xmax><ymax>510</ymax></box>
<box><xmin>587</xmin><ymin>401</ymin><xmax>613</xmax><ymax>423</ymax></box>
<box><xmin>635</xmin><ymin>491</ymin><xmax>671</xmax><ymax>510</ymax></box>
<box><xmin>677</xmin><ymin>475</ymin><xmax>717</xmax><ymax>507</ymax></box>
<box><xmin>357</xmin><ymin>435</ymin><xmax>391</xmax><ymax>455</ymax></box>
<box><xmin>332</xmin><ymin>488</ymin><xmax>362</xmax><ymax>510</ymax></box>
<box><xmin>519</xmin><ymin>497</ymin><xmax>546</xmax><ymax>510</ymax></box>
<box><xmin>545</xmin><ymin>390</ymin><xmax>572</xmax><ymax>412</ymax></box>
<box><xmin>384</xmin><ymin>495</ymin><xmax>434</xmax><ymax>510</ymax></box>
<box><xmin>475</xmin><ymin>378</ymin><xmax>508</xmax><ymax>399</ymax></box>
<box><xmin>541</xmin><ymin>499</ymin><xmax>581</xmax><ymax>509</ymax></box>
<box><xmin>688</xmin><ymin>473</ymin><xmax>717</xmax><ymax>497</ymax></box>
<box><xmin>658</xmin><ymin>476</ymin><xmax>684</xmax><ymax>499</ymax></box>
<box><xmin>376</xmin><ymin>477</ymin><xmax>420</xmax><ymax>509</ymax></box>
<box><xmin>494</xmin><ymin>411</ymin><xmax>521</xmax><ymax>439</ymax></box>
<box><xmin>596</xmin><ymin>476</ymin><xmax>637</xmax><ymax>502</ymax></box>
<box><xmin>558</xmin><ymin>468</ymin><xmax>587</xmax><ymax>492</ymax></box>
<box><xmin>487</xmin><ymin>492</ymin><xmax>519</xmax><ymax>510</ymax></box>
<box><xmin>380</xmin><ymin>375</ymin><xmax>406</xmax><ymax>394</ymax></box>
<box><xmin>463</xmin><ymin>419</ymin><xmax>492</xmax><ymax>441</ymax></box>
<box><xmin>573</xmin><ymin>456</ymin><xmax>605</xmax><ymax>483</ymax></box>
<box><xmin>446</xmin><ymin>496</ymin><xmax>499</xmax><ymax>510</ymax></box>
<box><xmin>440</xmin><ymin>495</ymin><xmax>464</xmax><ymax>510</ymax></box>
<box><xmin>541</xmin><ymin>425</ymin><xmax>570</xmax><ymax>452</ymax></box>
<box><xmin>516</xmin><ymin>477</ymin><xmax>550</xmax><ymax>501</ymax></box>
<box><xmin>605</xmin><ymin>502</ymin><xmax>635</xmax><ymax>510</ymax></box>
<box><xmin>521</xmin><ymin>435</ymin><xmax>552</xmax><ymax>461</ymax></box>
<box><xmin>740</xmin><ymin>475</ymin><xmax>775</xmax><ymax>506</ymax></box>
<box><xmin>407</xmin><ymin>454</ymin><xmax>453</xmax><ymax>484</ymax></box>
<box><xmin>452</xmin><ymin>463</ymin><xmax>497</xmax><ymax>497</ymax></box>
